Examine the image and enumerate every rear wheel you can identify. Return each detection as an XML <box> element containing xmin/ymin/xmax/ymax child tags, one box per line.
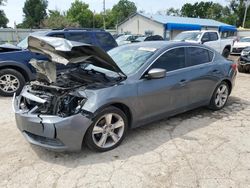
<box><xmin>238</xmin><ymin>64</ymin><xmax>246</xmax><ymax>73</ymax></box>
<box><xmin>84</xmin><ymin>106</ymin><xmax>128</xmax><ymax>152</ymax></box>
<box><xmin>208</xmin><ymin>81</ymin><xmax>229</xmax><ymax>111</ymax></box>
<box><xmin>222</xmin><ymin>48</ymin><xmax>230</xmax><ymax>58</ymax></box>
<box><xmin>0</xmin><ymin>69</ymin><xmax>25</xmax><ymax>97</ymax></box>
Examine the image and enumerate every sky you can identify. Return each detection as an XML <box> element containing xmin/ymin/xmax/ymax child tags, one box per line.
<box><xmin>2</xmin><ymin>0</ymin><xmax>226</xmax><ymax>27</ymax></box>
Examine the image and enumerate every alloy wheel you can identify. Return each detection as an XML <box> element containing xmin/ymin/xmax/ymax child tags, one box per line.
<box><xmin>215</xmin><ymin>84</ymin><xmax>228</xmax><ymax>108</ymax></box>
<box><xmin>92</xmin><ymin>113</ymin><xmax>125</xmax><ymax>149</ymax></box>
<box><xmin>0</xmin><ymin>74</ymin><xmax>20</xmax><ymax>93</ymax></box>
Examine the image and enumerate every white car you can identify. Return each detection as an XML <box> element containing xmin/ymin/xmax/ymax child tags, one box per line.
<box><xmin>174</xmin><ymin>30</ymin><xmax>234</xmax><ymax>58</ymax></box>
<box><xmin>116</xmin><ymin>35</ymin><xmax>139</xmax><ymax>46</ymax></box>
<box><xmin>231</xmin><ymin>37</ymin><xmax>250</xmax><ymax>55</ymax></box>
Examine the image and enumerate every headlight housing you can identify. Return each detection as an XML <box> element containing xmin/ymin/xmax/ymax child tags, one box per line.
<box><xmin>241</xmin><ymin>50</ymin><xmax>249</xmax><ymax>56</ymax></box>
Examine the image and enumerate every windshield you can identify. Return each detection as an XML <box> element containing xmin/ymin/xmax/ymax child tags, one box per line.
<box><xmin>136</xmin><ymin>37</ymin><xmax>146</xmax><ymax>42</ymax></box>
<box><xmin>108</xmin><ymin>45</ymin><xmax>156</xmax><ymax>75</ymax></box>
<box><xmin>239</xmin><ymin>37</ymin><xmax>250</xmax><ymax>42</ymax></box>
<box><xmin>174</xmin><ymin>32</ymin><xmax>201</xmax><ymax>41</ymax></box>
<box><xmin>17</xmin><ymin>37</ymin><xmax>28</xmax><ymax>49</ymax></box>
<box><xmin>116</xmin><ymin>35</ymin><xmax>131</xmax><ymax>42</ymax></box>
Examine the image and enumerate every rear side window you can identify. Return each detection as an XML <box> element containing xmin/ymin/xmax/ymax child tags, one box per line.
<box><xmin>151</xmin><ymin>47</ymin><xmax>185</xmax><ymax>72</ymax></box>
<box><xmin>95</xmin><ymin>33</ymin><xmax>116</xmax><ymax>47</ymax></box>
<box><xmin>186</xmin><ymin>47</ymin><xmax>213</xmax><ymax>67</ymax></box>
<box><xmin>67</xmin><ymin>32</ymin><xmax>92</xmax><ymax>44</ymax></box>
<box><xmin>209</xmin><ymin>32</ymin><xmax>218</xmax><ymax>41</ymax></box>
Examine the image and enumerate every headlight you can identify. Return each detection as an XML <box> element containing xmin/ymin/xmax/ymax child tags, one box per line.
<box><xmin>241</xmin><ymin>50</ymin><xmax>249</xmax><ymax>56</ymax></box>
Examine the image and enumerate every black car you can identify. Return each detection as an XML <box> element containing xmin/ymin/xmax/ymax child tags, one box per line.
<box><xmin>238</xmin><ymin>47</ymin><xmax>250</xmax><ymax>73</ymax></box>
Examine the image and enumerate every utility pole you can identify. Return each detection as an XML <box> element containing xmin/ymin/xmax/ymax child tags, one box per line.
<box><xmin>103</xmin><ymin>0</ymin><xmax>106</xmax><ymax>30</ymax></box>
<box><xmin>243</xmin><ymin>0</ymin><xmax>250</xmax><ymax>28</ymax></box>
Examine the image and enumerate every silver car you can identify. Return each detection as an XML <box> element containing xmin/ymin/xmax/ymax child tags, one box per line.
<box><xmin>13</xmin><ymin>36</ymin><xmax>237</xmax><ymax>152</ymax></box>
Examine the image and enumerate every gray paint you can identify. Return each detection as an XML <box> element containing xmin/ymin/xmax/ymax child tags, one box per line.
<box><xmin>14</xmin><ymin>41</ymin><xmax>237</xmax><ymax>151</ymax></box>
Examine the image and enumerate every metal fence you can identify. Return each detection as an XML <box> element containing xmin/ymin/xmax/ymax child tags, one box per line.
<box><xmin>0</xmin><ymin>28</ymin><xmax>117</xmax><ymax>45</ymax></box>
<box><xmin>0</xmin><ymin>28</ymin><xmax>49</xmax><ymax>44</ymax></box>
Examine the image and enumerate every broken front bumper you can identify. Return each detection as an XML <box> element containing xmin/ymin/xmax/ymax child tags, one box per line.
<box><xmin>13</xmin><ymin>94</ymin><xmax>93</xmax><ymax>152</ymax></box>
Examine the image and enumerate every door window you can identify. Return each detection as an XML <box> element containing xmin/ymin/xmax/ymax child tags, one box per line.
<box><xmin>186</xmin><ymin>47</ymin><xmax>213</xmax><ymax>67</ymax></box>
<box><xmin>151</xmin><ymin>47</ymin><xmax>185</xmax><ymax>72</ymax></box>
<box><xmin>209</xmin><ymin>32</ymin><xmax>219</xmax><ymax>41</ymax></box>
<box><xmin>95</xmin><ymin>33</ymin><xmax>116</xmax><ymax>47</ymax></box>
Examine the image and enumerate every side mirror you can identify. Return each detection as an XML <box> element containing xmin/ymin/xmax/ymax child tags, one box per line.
<box><xmin>201</xmin><ymin>37</ymin><xmax>209</xmax><ymax>44</ymax></box>
<box><xmin>146</xmin><ymin>68</ymin><xmax>166</xmax><ymax>79</ymax></box>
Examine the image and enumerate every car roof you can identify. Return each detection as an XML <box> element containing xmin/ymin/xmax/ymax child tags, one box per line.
<box><xmin>30</xmin><ymin>29</ymin><xmax>109</xmax><ymax>36</ymax></box>
<box><xmin>123</xmin><ymin>41</ymin><xmax>208</xmax><ymax>50</ymax></box>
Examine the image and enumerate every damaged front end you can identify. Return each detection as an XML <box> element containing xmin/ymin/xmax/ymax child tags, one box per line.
<box><xmin>18</xmin><ymin>82</ymin><xmax>87</xmax><ymax>118</ymax></box>
<box><xmin>13</xmin><ymin>36</ymin><xmax>126</xmax><ymax>151</ymax></box>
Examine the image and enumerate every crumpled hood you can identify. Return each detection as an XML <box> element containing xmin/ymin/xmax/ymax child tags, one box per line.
<box><xmin>27</xmin><ymin>36</ymin><xmax>125</xmax><ymax>75</ymax></box>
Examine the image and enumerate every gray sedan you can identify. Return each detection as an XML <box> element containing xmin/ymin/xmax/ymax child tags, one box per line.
<box><xmin>13</xmin><ymin>36</ymin><xmax>237</xmax><ymax>152</ymax></box>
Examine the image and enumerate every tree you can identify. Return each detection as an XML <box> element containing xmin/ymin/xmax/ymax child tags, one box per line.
<box><xmin>67</xmin><ymin>0</ymin><xmax>93</xmax><ymax>28</ymax></box>
<box><xmin>22</xmin><ymin>0</ymin><xmax>48</xmax><ymax>28</ymax></box>
<box><xmin>181</xmin><ymin>2</ymin><xmax>213</xmax><ymax>18</ymax></box>
<box><xmin>228</xmin><ymin>0</ymin><xmax>250</xmax><ymax>27</ymax></box>
<box><xmin>112</xmin><ymin>0</ymin><xmax>137</xmax><ymax>23</ymax></box>
<box><xmin>42</xmin><ymin>10</ymin><xmax>79</xmax><ymax>29</ymax></box>
<box><xmin>0</xmin><ymin>0</ymin><xmax>8</xmax><ymax>27</ymax></box>
<box><xmin>158</xmin><ymin>8</ymin><xmax>181</xmax><ymax>16</ymax></box>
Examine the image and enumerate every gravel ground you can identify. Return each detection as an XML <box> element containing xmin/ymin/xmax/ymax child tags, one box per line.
<box><xmin>0</xmin><ymin>58</ymin><xmax>250</xmax><ymax>187</ymax></box>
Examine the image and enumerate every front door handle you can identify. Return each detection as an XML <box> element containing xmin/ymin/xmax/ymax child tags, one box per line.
<box><xmin>212</xmin><ymin>69</ymin><xmax>220</xmax><ymax>73</ymax></box>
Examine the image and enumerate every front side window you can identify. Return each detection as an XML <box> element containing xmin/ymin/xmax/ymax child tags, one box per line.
<box><xmin>95</xmin><ymin>33</ymin><xmax>116</xmax><ymax>47</ymax></box>
<box><xmin>209</xmin><ymin>32</ymin><xmax>218</xmax><ymax>41</ymax></box>
<box><xmin>186</xmin><ymin>47</ymin><xmax>213</xmax><ymax>67</ymax></box>
<box><xmin>151</xmin><ymin>48</ymin><xmax>185</xmax><ymax>72</ymax></box>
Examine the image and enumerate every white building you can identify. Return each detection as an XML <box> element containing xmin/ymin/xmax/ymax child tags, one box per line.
<box><xmin>117</xmin><ymin>12</ymin><xmax>237</xmax><ymax>40</ymax></box>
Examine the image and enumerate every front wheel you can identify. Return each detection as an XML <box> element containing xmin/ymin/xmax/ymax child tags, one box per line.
<box><xmin>84</xmin><ymin>106</ymin><xmax>128</xmax><ymax>152</ymax></box>
<box><xmin>208</xmin><ymin>81</ymin><xmax>229</xmax><ymax>111</ymax></box>
<box><xmin>0</xmin><ymin>69</ymin><xmax>26</xmax><ymax>97</ymax></box>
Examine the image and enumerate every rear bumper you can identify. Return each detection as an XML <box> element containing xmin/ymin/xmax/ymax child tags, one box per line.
<box><xmin>13</xmin><ymin>95</ymin><xmax>92</xmax><ymax>152</ymax></box>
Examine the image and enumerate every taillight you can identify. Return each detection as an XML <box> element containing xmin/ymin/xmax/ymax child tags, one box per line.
<box><xmin>231</xmin><ymin>63</ymin><xmax>237</xmax><ymax>71</ymax></box>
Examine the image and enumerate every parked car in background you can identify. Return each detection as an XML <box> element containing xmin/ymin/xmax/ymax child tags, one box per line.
<box><xmin>231</xmin><ymin>37</ymin><xmax>250</xmax><ymax>55</ymax></box>
<box><xmin>116</xmin><ymin>34</ymin><xmax>141</xmax><ymax>45</ymax></box>
<box><xmin>135</xmin><ymin>35</ymin><xmax>164</xmax><ymax>42</ymax></box>
<box><xmin>112</xmin><ymin>33</ymin><xmax>124</xmax><ymax>39</ymax></box>
<box><xmin>0</xmin><ymin>28</ymin><xmax>117</xmax><ymax>96</ymax></box>
<box><xmin>173</xmin><ymin>30</ymin><xmax>234</xmax><ymax>58</ymax></box>
<box><xmin>13</xmin><ymin>36</ymin><xmax>237</xmax><ymax>152</ymax></box>
<box><xmin>238</xmin><ymin>47</ymin><xmax>250</xmax><ymax>73</ymax></box>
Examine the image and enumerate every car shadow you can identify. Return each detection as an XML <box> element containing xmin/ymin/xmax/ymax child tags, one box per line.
<box><xmin>31</xmin><ymin>96</ymin><xmax>249</xmax><ymax>167</ymax></box>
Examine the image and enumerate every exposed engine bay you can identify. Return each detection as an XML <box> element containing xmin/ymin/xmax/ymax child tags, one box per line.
<box><xmin>19</xmin><ymin>64</ymin><xmax>118</xmax><ymax>117</ymax></box>
<box><xmin>17</xmin><ymin>35</ymin><xmax>126</xmax><ymax>117</ymax></box>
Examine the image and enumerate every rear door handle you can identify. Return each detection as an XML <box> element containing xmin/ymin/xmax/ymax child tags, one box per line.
<box><xmin>179</xmin><ymin>79</ymin><xmax>188</xmax><ymax>86</ymax></box>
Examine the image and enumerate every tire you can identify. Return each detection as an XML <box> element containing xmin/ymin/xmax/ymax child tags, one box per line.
<box><xmin>222</xmin><ymin>48</ymin><xmax>230</xmax><ymax>58</ymax></box>
<box><xmin>84</xmin><ymin>106</ymin><xmax>128</xmax><ymax>152</ymax></box>
<box><xmin>0</xmin><ymin>69</ymin><xmax>26</xmax><ymax>97</ymax></box>
<box><xmin>208</xmin><ymin>81</ymin><xmax>229</xmax><ymax>111</ymax></box>
<box><xmin>237</xmin><ymin>65</ymin><xmax>246</xmax><ymax>73</ymax></box>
